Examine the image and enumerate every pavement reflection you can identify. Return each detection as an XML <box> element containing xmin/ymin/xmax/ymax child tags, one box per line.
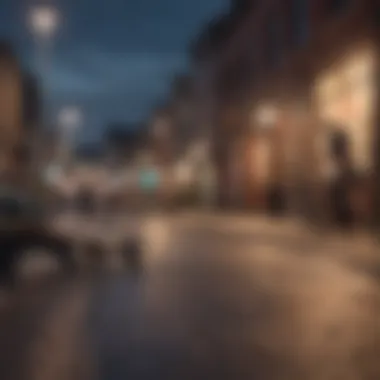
<box><xmin>0</xmin><ymin>213</ymin><xmax>380</xmax><ymax>380</ymax></box>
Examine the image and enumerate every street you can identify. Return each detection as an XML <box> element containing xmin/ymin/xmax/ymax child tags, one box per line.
<box><xmin>0</xmin><ymin>213</ymin><xmax>380</xmax><ymax>380</ymax></box>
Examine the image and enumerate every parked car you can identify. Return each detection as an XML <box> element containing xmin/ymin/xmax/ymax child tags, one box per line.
<box><xmin>0</xmin><ymin>187</ymin><xmax>76</xmax><ymax>286</ymax></box>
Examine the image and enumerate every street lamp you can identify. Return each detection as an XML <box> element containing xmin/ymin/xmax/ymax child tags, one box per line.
<box><xmin>29</xmin><ymin>5</ymin><xmax>59</xmax><ymax>41</ymax></box>
<box><xmin>28</xmin><ymin>4</ymin><xmax>60</xmax><ymax>81</ymax></box>
<box><xmin>58</xmin><ymin>107</ymin><xmax>83</xmax><ymax>131</ymax></box>
<box><xmin>251</xmin><ymin>104</ymin><xmax>278</xmax><ymax>131</ymax></box>
<box><xmin>28</xmin><ymin>5</ymin><xmax>60</xmax><ymax>179</ymax></box>
<box><xmin>58</xmin><ymin>106</ymin><xmax>83</xmax><ymax>167</ymax></box>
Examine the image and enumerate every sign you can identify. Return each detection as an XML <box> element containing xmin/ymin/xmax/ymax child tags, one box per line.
<box><xmin>44</xmin><ymin>164</ymin><xmax>62</xmax><ymax>185</ymax></box>
<box><xmin>139</xmin><ymin>168</ymin><xmax>159</xmax><ymax>192</ymax></box>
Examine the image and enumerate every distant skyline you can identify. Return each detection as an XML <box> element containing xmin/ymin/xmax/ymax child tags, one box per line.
<box><xmin>0</xmin><ymin>0</ymin><xmax>229</xmax><ymax>143</ymax></box>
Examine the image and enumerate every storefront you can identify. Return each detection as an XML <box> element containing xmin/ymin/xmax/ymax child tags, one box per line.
<box><xmin>225</xmin><ymin>138</ymin><xmax>244</xmax><ymax>207</ymax></box>
<box><xmin>245</xmin><ymin>105</ymin><xmax>277</xmax><ymax>209</ymax></box>
<box><xmin>187</xmin><ymin>140</ymin><xmax>216</xmax><ymax>207</ymax></box>
<box><xmin>314</xmin><ymin>45</ymin><xmax>378</xmax><ymax>223</ymax></box>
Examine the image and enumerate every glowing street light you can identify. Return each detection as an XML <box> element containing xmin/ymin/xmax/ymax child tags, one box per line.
<box><xmin>29</xmin><ymin>5</ymin><xmax>59</xmax><ymax>41</ymax></box>
<box><xmin>251</xmin><ymin>104</ymin><xmax>278</xmax><ymax>131</ymax></box>
<box><xmin>58</xmin><ymin>107</ymin><xmax>83</xmax><ymax>132</ymax></box>
<box><xmin>28</xmin><ymin>4</ymin><xmax>60</xmax><ymax>94</ymax></box>
<box><xmin>44</xmin><ymin>162</ymin><xmax>63</xmax><ymax>186</ymax></box>
<box><xmin>175</xmin><ymin>160</ymin><xmax>192</xmax><ymax>185</ymax></box>
<box><xmin>58</xmin><ymin>107</ymin><xmax>83</xmax><ymax>167</ymax></box>
<box><xmin>28</xmin><ymin>5</ymin><xmax>60</xmax><ymax>176</ymax></box>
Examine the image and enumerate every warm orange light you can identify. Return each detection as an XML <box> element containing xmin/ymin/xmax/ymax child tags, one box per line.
<box><xmin>251</xmin><ymin>104</ymin><xmax>278</xmax><ymax>130</ymax></box>
<box><xmin>315</xmin><ymin>48</ymin><xmax>376</xmax><ymax>173</ymax></box>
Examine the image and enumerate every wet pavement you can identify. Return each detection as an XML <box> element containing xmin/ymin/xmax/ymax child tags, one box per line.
<box><xmin>1</xmin><ymin>213</ymin><xmax>380</xmax><ymax>380</ymax></box>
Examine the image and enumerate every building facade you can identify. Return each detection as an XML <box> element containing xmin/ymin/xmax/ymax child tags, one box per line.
<box><xmin>20</xmin><ymin>71</ymin><xmax>42</xmax><ymax>189</ymax></box>
<box><xmin>0</xmin><ymin>42</ymin><xmax>23</xmax><ymax>182</ymax></box>
<box><xmin>195</xmin><ymin>0</ymin><xmax>380</xmax><ymax>224</ymax></box>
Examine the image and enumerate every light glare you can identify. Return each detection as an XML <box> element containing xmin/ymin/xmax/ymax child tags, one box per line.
<box><xmin>29</xmin><ymin>6</ymin><xmax>59</xmax><ymax>39</ymax></box>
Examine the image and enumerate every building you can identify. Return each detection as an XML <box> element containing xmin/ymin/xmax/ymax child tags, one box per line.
<box><xmin>22</xmin><ymin>71</ymin><xmax>41</xmax><ymax>136</ymax></box>
<box><xmin>19</xmin><ymin>71</ymin><xmax>43</xmax><ymax>186</ymax></box>
<box><xmin>0</xmin><ymin>41</ymin><xmax>23</xmax><ymax>182</ymax></box>
<box><xmin>105</xmin><ymin>123</ymin><xmax>147</xmax><ymax>167</ymax></box>
<box><xmin>190</xmin><ymin>1</ymin><xmax>255</xmax><ymax>209</ymax></box>
<box><xmin>192</xmin><ymin>0</ymin><xmax>380</xmax><ymax>224</ymax></box>
<box><xmin>159</xmin><ymin>74</ymin><xmax>214</xmax><ymax>206</ymax></box>
<box><xmin>169</xmin><ymin>75</ymin><xmax>192</xmax><ymax>155</ymax></box>
<box><xmin>149</xmin><ymin>104</ymin><xmax>175</xmax><ymax>166</ymax></box>
<box><xmin>0</xmin><ymin>41</ymin><xmax>44</xmax><ymax>190</ymax></box>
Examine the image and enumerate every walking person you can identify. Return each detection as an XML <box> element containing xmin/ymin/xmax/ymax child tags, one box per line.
<box><xmin>329</xmin><ymin>131</ymin><xmax>355</xmax><ymax>229</ymax></box>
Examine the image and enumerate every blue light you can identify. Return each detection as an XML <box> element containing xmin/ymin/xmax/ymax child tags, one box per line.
<box><xmin>139</xmin><ymin>169</ymin><xmax>159</xmax><ymax>191</ymax></box>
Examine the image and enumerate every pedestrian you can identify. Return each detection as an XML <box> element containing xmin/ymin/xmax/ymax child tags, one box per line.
<box><xmin>268</xmin><ymin>182</ymin><xmax>285</xmax><ymax>215</ymax></box>
<box><xmin>329</xmin><ymin>130</ymin><xmax>355</xmax><ymax>229</ymax></box>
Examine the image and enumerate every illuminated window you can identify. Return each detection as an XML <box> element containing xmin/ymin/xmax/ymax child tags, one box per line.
<box><xmin>253</xmin><ymin>139</ymin><xmax>271</xmax><ymax>185</ymax></box>
<box><xmin>315</xmin><ymin>50</ymin><xmax>375</xmax><ymax>173</ymax></box>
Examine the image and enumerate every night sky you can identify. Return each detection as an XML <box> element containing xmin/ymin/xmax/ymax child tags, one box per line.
<box><xmin>0</xmin><ymin>0</ymin><xmax>228</xmax><ymax>142</ymax></box>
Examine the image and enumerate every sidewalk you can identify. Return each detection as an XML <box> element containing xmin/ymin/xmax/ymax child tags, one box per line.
<box><xmin>176</xmin><ymin>209</ymin><xmax>380</xmax><ymax>277</ymax></box>
<box><xmin>182</xmin><ymin>208</ymin><xmax>379</xmax><ymax>240</ymax></box>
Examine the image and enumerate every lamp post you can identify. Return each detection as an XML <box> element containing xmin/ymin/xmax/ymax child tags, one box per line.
<box><xmin>58</xmin><ymin>106</ymin><xmax>82</xmax><ymax>169</ymax></box>
<box><xmin>28</xmin><ymin>4</ymin><xmax>60</xmax><ymax>182</ymax></box>
<box><xmin>251</xmin><ymin>104</ymin><xmax>277</xmax><ymax>131</ymax></box>
<box><xmin>56</xmin><ymin>106</ymin><xmax>82</xmax><ymax>212</ymax></box>
<box><xmin>29</xmin><ymin>4</ymin><xmax>59</xmax><ymax>120</ymax></box>
<box><xmin>29</xmin><ymin>5</ymin><xmax>59</xmax><ymax>40</ymax></box>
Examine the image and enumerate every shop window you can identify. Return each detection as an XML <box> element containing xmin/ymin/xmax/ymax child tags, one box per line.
<box><xmin>325</xmin><ymin>0</ymin><xmax>350</xmax><ymax>16</ymax></box>
<box><xmin>289</xmin><ymin>0</ymin><xmax>310</xmax><ymax>47</ymax></box>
